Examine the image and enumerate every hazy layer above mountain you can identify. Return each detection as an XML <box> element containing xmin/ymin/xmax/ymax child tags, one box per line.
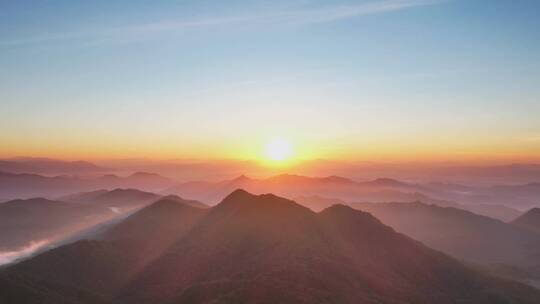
<box><xmin>4</xmin><ymin>190</ymin><xmax>540</xmax><ymax>304</ymax></box>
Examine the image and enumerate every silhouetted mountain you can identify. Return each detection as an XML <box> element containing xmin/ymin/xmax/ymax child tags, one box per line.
<box><xmin>4</xmin><ymin>190</ymin><xmax>540</xmax><ymax>303</ymax></box>
<box><xmin>104</xmin><ymin>197</ymin><xmax>207</xmax><ymax>242</ymax></box>
<box><xmin>513</xmin><ymin>208</ymin><xmax>540</xmax><ymax>234</ymax></box>
<box><xmin>3</xmin><ymin>198</ymin><xmax>207</xmax><ymax>298</ymax></box>
<box><xmin>0</xmin><ymin>272</ymin><xmax>108</xmax><ymax>304</ymax></box>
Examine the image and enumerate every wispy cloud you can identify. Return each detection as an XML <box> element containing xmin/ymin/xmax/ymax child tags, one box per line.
<box><xmin>1</xmin><ymin>0</ymin><xmax>442</xmax><ymax>48</ymax></box>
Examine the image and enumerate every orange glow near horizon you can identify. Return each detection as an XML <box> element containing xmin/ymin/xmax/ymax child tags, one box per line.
<box><xmin>1</xmin><ymin>131</ymin><xmax>540</xmax><ymax>164</ymax></box>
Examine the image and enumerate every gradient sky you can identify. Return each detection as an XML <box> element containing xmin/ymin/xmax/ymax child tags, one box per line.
<box><xmin>1</xmin><ymin>0</ymin><xmax>539</xmax><ymax>162</ymax></box>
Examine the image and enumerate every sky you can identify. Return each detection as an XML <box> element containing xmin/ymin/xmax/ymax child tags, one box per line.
<box><xmin>1</xmin><ymin>0</ymin><xmax>539</xmax><ymax>163</ymax></box>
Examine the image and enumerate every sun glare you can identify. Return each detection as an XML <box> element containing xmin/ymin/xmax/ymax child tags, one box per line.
<box><xmin>264</xmin><ymin>138</ymin><xmax>294</xmax><ymax>162</ymax></box>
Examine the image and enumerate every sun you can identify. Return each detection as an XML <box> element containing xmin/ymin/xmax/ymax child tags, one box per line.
<box><xmin>264</xmin><ymin>138</ymin><xmax>294</xmax><ymax>162</ymax></box>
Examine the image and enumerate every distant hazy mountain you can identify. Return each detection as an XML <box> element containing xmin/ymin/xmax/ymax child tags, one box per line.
<box><xmin>423</xmin><ymin>181</ymin><xmax>540</xmax><ymax>210</ymax></box>
<box><xmin>61</xmin><ymin>188</ymin><xmax>160</xmax><ymax>209</ymax></box>
<box><xmin>0</xmin><ymin>158</ymin><xmax>109</xmax><ymax>175</ymax></box>
<box><xmin>478</xmin><ymin>183</ymin><xmax>540</xmax><ymax>209</ymax></box>
<box><xmin>0</xmin><ymin>189</ymin><xmax>168</xmax><ymax>255</ymax></box>
<box><xmin>2</xmin><ymin>190</ymin><xmax>540</xmax><ymax>303</ymax></box>
<box><xmin>93</xmin><ymin>159</ymin><xmax>540</xmax><ymax>185</ymax></box>
<box><xmin>294</xmin><ymin>193</ymin><xmax>521</xmax><ymax>221</ymax></box>
<box><xmin>167</xmin><ymin>174</ymin><xmax>524</xmax><ymax>221</ymax></box>
<box><xmin>166</xmin><ymin>174</ymin><xmax>449</xmax><ymax>206</ymax></box>
<box><xmin>152</xmin><ymin>195</ymin><xmax>208</xmax><ymax>209</ymax></box>
<box><xmin>0</xmin><ymin>198</ymin><xmax>115</xmax><ymax>253</ymax></box>
<box><xmin>294</xmin><ymin>195</ymin><xmax>348</xmax><ymax>212</ymax></box>
<box><xmin>97</xmin><ymin>172</ymin><xmax>175</xmax><ymax>192</ymax></box>
<box><xmin>352</xmin><ymin>202</ymin><xmax>540</xmax><ymax>285</ymax></box>
<box><xmin>463</xmin><ymin>204</ymin><xmax>523</xmax><ymax>222</ymax></box>
<box><xmin>512</xmin><ymin>208</ymin><xmax>540</xmax><ymax>234</ymax></box>
<box><xmin>0</xmin><ymin>171</ymin><xmax>175</xmax><ymax>200</ymax></box>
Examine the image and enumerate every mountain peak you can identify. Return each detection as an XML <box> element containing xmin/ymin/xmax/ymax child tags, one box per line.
<box><xmin>103</xmin><ymin>197</ymin><xmax>207</xmax><ymax>244</ymax></box>
<box><xmin>319</xmin><ymin>203</ymin><xmax>385</xmax><ymax>228</ymax></box>
<box><xmin>230</xmin><ymin>174</ymin><xmax>252</xmax><ymax>183</ymax></box>
<box><xmin>512</xmin><ymin>207</ymin><xmax>540</xmax><ymax>234</ymax></box>
<box><xmin>514</xmin><ymin>207</ymin><xmax>540</xmax><ymax>220</ymax></box>
<box><xmin>134</xmin><ymin>197</ymin><xmax>205</xmax><ymax>217</ymax></box>
<box><xmin>221</xmin><ymin>188</ymin><xmax>253</xmax><ymax>201</ymax></box>
<box><xmin>155</xmin><ymin>195</ymin><xmax>208</xmax><ymax>209</ymax></box>
<box><xmin>215</xmin><ymin>189</ymin><xmax>311</xmax><ymax>219</ymax></box>
<box><xmin>527</xmin><ymin>207</ymin><xmax>540</xmax><ymax>214</ymax></box>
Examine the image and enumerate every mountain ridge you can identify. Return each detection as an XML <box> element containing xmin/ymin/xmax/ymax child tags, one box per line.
<box><xmin>4</xmin><ymin>190</ymin><xmax>540</xmax><ymax>303</ymax></box>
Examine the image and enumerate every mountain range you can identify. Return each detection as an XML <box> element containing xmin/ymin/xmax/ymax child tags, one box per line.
<box><xmin>0</xmin><ymin>158</ymin><xmax>109</xmax><ymax>175</ymax></box>
<box><xmin>350</xmin><ymin>201</ymin><xmax>540</xmax><ymax>287</ymax></box>
<box><xmin>0</xmin><ymin>171</ymin><xmax>175</xmax><ymax>200</ymax></box>
<box><xmin>2</xmin><ymin>190</ymin><xmax>540</xmax><ymax>304</ymax></box>
<box><xmin>166</xmin><ymin>174</ymin><xmax>529</xmax><ymax>221</ymax></box>
<box><xmin>2</xmin><ymin>168</ymin><xmax>538</xmax><ymax>219</ymax></box>
<box><xmin>0</xmin><ymin>189</ymin><xmax>197</xmax><ymax>255</ymax></box>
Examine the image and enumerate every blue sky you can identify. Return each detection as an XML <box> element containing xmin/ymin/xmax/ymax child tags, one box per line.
<box><xmin>1</xmin><ymin>0</ymin><xmax>539</xmax><ymax>161</ymax></box>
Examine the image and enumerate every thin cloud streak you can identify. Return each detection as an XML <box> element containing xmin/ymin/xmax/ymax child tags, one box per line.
<box><xmin>1</xmin><ymin>0</ymin><xmax>443</xmax><ymax>48</ymax></box>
